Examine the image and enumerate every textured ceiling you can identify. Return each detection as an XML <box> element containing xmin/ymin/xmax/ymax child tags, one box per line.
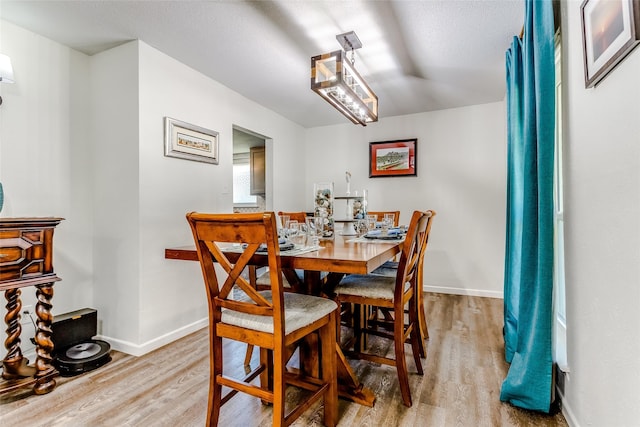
<box><xmin>0</xmin><ymin>0</ymin><xmax>524</xmax><ymax>128</ymax></box>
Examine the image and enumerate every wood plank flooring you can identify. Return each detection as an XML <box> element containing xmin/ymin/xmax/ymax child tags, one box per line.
<box><xmin>1</xmin><ymin>293</ymin><xmax>569</xmax><ymax>426</ymax></box>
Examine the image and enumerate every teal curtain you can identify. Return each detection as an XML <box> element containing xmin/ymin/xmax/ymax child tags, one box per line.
<box><xmin>501</xmin><ymin>0</ymin><xmax>555</xmax><ymax>412</ymax></box>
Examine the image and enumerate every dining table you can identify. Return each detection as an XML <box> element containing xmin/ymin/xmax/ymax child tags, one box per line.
<box><xmin>165</xmin><ymin>234</ymin><xmax>403</xmax><ymax>407</ymax></box>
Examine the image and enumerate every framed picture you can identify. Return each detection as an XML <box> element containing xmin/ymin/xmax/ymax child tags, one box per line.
<box><xmin>369</xmin><ymin>138</ymin><xmax>417</xmax><ymax>178</ymax></box>
<box><xmin>581</xmin><ymin>0</ymin><xmax>640</xmax><ymax>88</ymax></box>
<box><xmin>164</xmin><ymin>117</ymin><xmax>219</xmax><ymax>164</ymax></box>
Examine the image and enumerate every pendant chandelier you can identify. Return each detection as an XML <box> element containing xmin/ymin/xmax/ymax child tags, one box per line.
<box><xmin>311</xmin><ymin>31</ymin><xmax>378</xmax><ymax>126</ymax></box>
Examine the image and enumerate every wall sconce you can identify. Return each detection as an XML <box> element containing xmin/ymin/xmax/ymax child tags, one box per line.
<box><xmin>0</xmin><ymin>54</ymin><xmax>15</xmax><ymax>106</ymax></box>
<box><xmin>311</xmin><ymin>31</ymin><xmax>378</xmax><ymax>126</ymax></box>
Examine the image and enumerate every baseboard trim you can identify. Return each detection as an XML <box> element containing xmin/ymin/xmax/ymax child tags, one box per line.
<box><xmin>556</xmin><ymin>388</ymin><xmax>579</xmax><ymax>427</ymax></box>
<box><xmin>97</xmin><ymin>317</ymin><xmax>208</xmax><ymax>357</ymax></box>
<box><xmin>423</xmin><ymin>285</ymin><xmax>503</xmax><ymax>299</ymax></box>
<box><xmin>96</xmin><ymin>285</ymin><xmax>503</xmax><ymax>357</ymax></box>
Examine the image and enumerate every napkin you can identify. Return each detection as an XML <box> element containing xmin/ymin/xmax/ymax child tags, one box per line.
<box><xmin>366</xmin><ymin>228</ymin><xmax>400</xmax><ymax>237</ymax></box>
<box><xmin>242</xmin><ymin>239</ymin><xmax>293</xmax><ymax>252</ymax></box>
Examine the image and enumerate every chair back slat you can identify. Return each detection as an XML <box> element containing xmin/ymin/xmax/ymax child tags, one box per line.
<box><xmin>213</xmin><ymin>243</ymin><xmax>270</xmax><ymax>305</ymax></box>
<box><xmin>277</xmin><ymin>211</ymin><xmax>308</xmax><ymax>224</ymax></box>
<box><xmin>394</xmin><ymin>210</ymin><xmax>433</xmax><ymax>299</ymax></box>
<box><xmin>187</xmin><ymin>212</ymin><xmax>286</xmax><ymax>333</ymax></box>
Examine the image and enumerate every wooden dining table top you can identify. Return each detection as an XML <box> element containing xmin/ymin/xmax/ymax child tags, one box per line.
<box><xmin>165</xmin><ymin>235</ymin><xmax>402</xmax><ymax>275</ymax></box>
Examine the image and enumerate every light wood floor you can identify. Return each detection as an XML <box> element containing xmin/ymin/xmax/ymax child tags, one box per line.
<box><xmin>1</xmin><ymin>293</ymin><xmax>568</xmax><ymax>426</ymax></box>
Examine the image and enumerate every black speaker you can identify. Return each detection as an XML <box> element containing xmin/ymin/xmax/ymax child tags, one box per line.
<box><xmin>52</xmin><ymin>308</ymin><xmax>111</xmax><ymax>376</ymax></box>
<box><xmin>52</xmin><ymin>308</ymin><xmax>98</xmax><ymax>349</ymax></box>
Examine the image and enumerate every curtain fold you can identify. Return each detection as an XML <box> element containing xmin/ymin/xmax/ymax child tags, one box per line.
<box><xmin>500</xmin><ymin>0</ymin><xmax>556</xmax><ymax>413</ymax></box>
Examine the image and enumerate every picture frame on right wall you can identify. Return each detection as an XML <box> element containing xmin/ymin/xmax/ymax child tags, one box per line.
<box><xmin>581</xmin><ymin>0</ymin><xmax>640</xmax><ymax>88</ymax></box>
<box><xmin>369</xmin><ymin>138</ymin><xmax>417</xmax><ymax>178</ymax></box>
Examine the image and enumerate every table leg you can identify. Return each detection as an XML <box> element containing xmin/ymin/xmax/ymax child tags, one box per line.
<box><xmin>301</xmin><ymin>270</ymin><xmax>376</xmax><ymax>407</ymax></box>
<box><xmin>33</xmin><ymin>284</ymin><xmax>57</xmax><ymax>394</ymax></box>
<box><xmin>335</xmin><ymin>343</ymin><xmax>376</xmax><ymax>407</ymax></box>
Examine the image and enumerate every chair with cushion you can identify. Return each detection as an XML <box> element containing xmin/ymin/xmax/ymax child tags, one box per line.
<box><xmin>331</xmin><ymin>210</ymin><xmax>432</xmax><ymax>407</ymax></box>
<box><xmin>370</xmin><ymin>210</ymin><xmax>436</xmax><ymax>357</ymax></box>
<box><xmin>187</xmin><ymin>211</ymin><xmax>338</xmax><ymax>426</ymax></box>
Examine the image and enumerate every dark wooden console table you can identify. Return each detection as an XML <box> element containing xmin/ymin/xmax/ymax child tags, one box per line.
<box><xmin>0</xmin><ymin>217</ymin><xmax>64</xmax><ymax>395</ymax></box>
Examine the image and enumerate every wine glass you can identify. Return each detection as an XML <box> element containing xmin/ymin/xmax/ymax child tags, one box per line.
<box><xmin>287</xmin><ymin>220</ymin><xmax>299</xmax><ymax>242</ymax></box>
<box><xmin>278</xmin><ymin>215</ymin><xmax>290</xmax><ymax>239</ymax></box>
<box><xmin>306</xmin><ymin>217</ymin><xmax>321</xmax><ymax>246</ymax></box>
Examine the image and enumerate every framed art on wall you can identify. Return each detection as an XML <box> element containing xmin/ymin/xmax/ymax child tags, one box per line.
<box><xmin>164</xmin><ymin>117</ymin><xmax>219</xmax><ymax>164</ymax></box>
<box><xmin>369</xmin><ymin>138</ymin><xmax>417</xmax><ymax>178</ymax></box>
<box><xmin>581</xmin><ymin>0</ymin><xmax>640</xmax><ymax>88</ymax></box>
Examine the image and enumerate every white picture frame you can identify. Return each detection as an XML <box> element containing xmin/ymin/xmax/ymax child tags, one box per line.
<box><xmin>164</xmin><ymin>117</ymin><xmax>219</xmax><ymax>164</ymax></box>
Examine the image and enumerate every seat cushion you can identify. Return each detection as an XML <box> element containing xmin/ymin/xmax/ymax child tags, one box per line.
<box><xmin>222</xmin><ymin>290</ymin><xmax>338</xmax><ymax>335</ymax></box>
<box><xmin>370</xmin><ymin>260</ymin><xmax>399</xmax><ymax>277</ymax></box>
<box><xmin>255</xmin><ymin>269</ymin><xmax>303</xmax><ymax>287</ymax></box>
<box><xmin>334</xmin><ymin>274</ymin><xmax>408</xmax><ymax>301</ymax></box>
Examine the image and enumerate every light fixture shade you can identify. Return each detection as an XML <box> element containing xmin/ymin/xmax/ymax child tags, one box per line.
<box><xmin>0</xmin><ymin>54</ymin><xmax>15</xmax><ymax>83</ymax></box>
<box><xmin>311</xmin><ymin>50</ymin><xmax>378</xmax><ymax>126</ymax></box>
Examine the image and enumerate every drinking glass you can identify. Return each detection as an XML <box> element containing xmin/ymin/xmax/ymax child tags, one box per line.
<box><xmin>289</xmin><ymin>221</ymin><xmax>306</xmax><ymax>247</ymax></box>
<box><xmin>306</xmin><ymin>217</ymin><xmax>321</xmax><ymax>247</ymax></box>
<box><xmin>278</xmin><ymin>215</ymin><xmax>290</xmax><ymax>239</ymax></box>
<box><xmin>287</xmin><ymin>219</ymin><xmax>299</xmax><ymax>240</ymax></box>
<box><xmin>384</xmin><ymin>213</ymin><xmax>395</xmax><ymax>227</ymax></box>
<box><xmin>382</xmin><ymin>213</ymin><xmax>395</xmax><ymax>234</ymax></box>
<box><xmin>367</xmin><ymin>215</ymin><xmax>377</xmax><ymax>231</ymax></box>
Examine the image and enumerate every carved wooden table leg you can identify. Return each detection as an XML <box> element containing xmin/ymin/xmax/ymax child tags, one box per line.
<box><xmin>33</xmin><ymin>284</ymin><xmax>57</xmax><ymax>394</ymax></box>
<box><xmin>2</xmin><ymin>288</ymin><xmax>35</xmax><ymax>379</ymax></box>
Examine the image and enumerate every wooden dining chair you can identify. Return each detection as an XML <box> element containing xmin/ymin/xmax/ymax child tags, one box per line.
<box><xmin>186</xmin><ymin>211</ymin><xmax>338</xmax><ymax>427</ymax></box>
<box><xmin>370</xmin><ymin>210</ymin><xmax>436</xmax><ymax>358</ymax></box>
<box><xmin>331</xmin><ymin>210</ymin><xmax>432</xmax><ymax>407</ymax></box>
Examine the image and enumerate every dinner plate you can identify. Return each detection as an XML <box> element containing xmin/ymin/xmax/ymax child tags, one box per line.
<box><xmin>364</xmin><ymin>234</ymin><xmax>403</xmax><ymax>240</ymax></box>
<box><xmin>256</xmin><ymin>242</ymin><xmax>295</xmax><ymax>252</ymax></box>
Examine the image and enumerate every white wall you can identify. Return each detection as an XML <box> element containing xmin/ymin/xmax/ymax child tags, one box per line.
<box><xmin>0</xmin><ymin>22</ymin><xmax>308</xmax><ymax>356</ymax></box>
<box><xmin>98</xmin><ymin>41</ymin><xmax>308</xmax><ymax>353</ymax></box>
<box><xmin>90</xmin><ymin>41</ymin><xmax>141</xmax><ymax>347</ymax></box>
<box><xmin>0</xmin><ymin>21</ymin><xmax>94</xmax><ymax>358</ymax></box>
<box><xmin>304</xmin><ymin>103</ymin><xmax>507</xmax><ymax>298</ymax></box>
<box><xmin>560</xmin><ymin>1</ymin><xmax>640</xmax><ymax>426</ymax></box>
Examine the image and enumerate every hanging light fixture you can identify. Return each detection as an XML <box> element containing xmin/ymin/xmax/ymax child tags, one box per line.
<box><xmin>311</xmin><ymin>31</ymin><xmax>378</xmax><ymax>126</ymax></box>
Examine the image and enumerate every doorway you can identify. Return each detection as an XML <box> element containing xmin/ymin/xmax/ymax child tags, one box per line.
<box><xmin>232</xmin><ymin>126</ymin><xmax>270</xmax><ymax>212</ymax></box>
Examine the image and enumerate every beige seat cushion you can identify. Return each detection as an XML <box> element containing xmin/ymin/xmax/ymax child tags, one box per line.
<box><xmin>334</xmin><ymin>274</ymin><xmax>409</xmax><ymax>300</ymax></box>
<box><xmin>223</xmin><ymin>290</ymin><xmax>337</xmax><ymax>335</ymax></box>
<box><xmin>255</xmin><ymin>269</ymin><xmax>302</xmax><ymax>287</ymax></box>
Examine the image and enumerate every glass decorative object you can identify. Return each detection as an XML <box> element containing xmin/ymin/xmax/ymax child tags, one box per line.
<box><xmin>352</xmin><ymin>189</ymin><xmax>367</xmax><ymax>219</ymax></box>
<box><xmin>313</xmin><ymin>182</ymin><xmax>334</xmax><ymax>239</ymax></box>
